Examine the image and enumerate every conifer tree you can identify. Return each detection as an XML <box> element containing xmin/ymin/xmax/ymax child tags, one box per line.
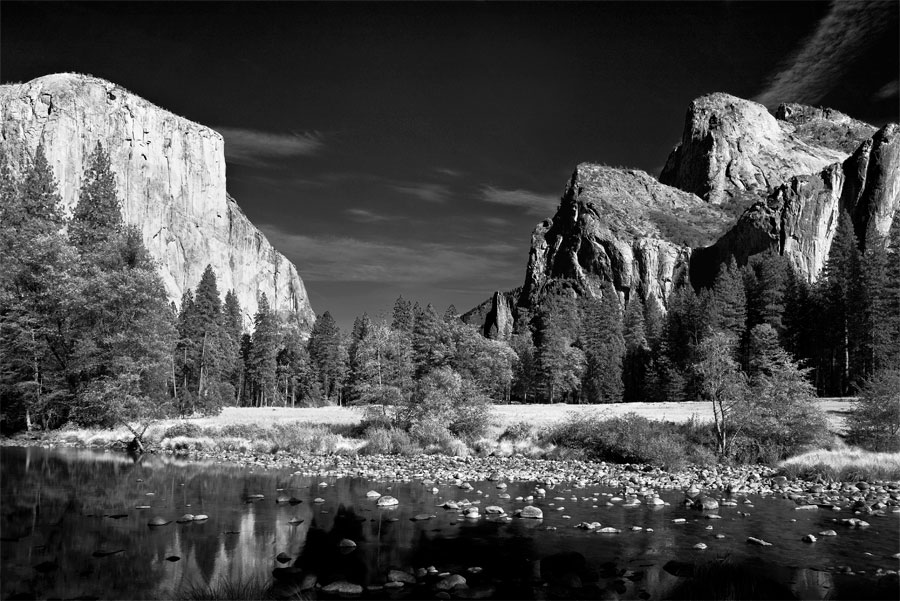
<box><xmin>19</xmin><ymin>144</ymin><xmax>63</xmax><ymax>236</ymax></box>
<box><xmin>818</xmin><ymin>212</ymin><xmax>864</xmax><ymax>394</ymax></box>
<box><xmin>70</xmin><ymin>142</ymin><xmax>122</xmax><ymax>250</ymax></box>
<box><xmin>223</xmin><ymin>290</ymin><xmax>244</xmax><ymax>401</ymax></box>
<box><xmin>308</xmin><ymin>311</ymin><xmax>345</xmax><ymax>403</ymax></box>
<box><xmin>581</xmin><ymin>283</ymin><xmax>625</xmax><ymax>403</ymax></box>
<box><xmin>623</xmin><ymin>295</ymin><xmax>650</xmax><ymax>402</ymax></box>
<box><xmin>391</xmin><ymin>296</ymin><xmax>414</xmax><ymax>334</ymax></box>
<box><xmin>412</xmin><ymin>303</ymin><xmax>453</xmax><ymax>378</ymax></box>
<box><xmin>248</xmin><ymin>294</ymin><xmax>279</xmax><ymax>406</ymax></box>
<box><xmin>712</xmin><ymin>258</ymin><xmax>747</xmax><ymax>338</ymax></box>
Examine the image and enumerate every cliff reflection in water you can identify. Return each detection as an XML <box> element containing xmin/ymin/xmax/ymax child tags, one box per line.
<box><xmin>1</xmin><ymin>447</ymin><xmax>897</xmax><ymax>600</ymax></box>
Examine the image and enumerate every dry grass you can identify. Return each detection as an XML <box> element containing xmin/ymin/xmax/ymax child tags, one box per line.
<box><xmin>779</xmin><ymin>448</ymin><xmax>900</xmax><ymax>481</ymax></box>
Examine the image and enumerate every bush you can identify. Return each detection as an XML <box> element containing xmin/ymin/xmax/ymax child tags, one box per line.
<box><xmin>541</xmin><ymin>412</ymin><xmax>692</xmax><ymax>470</ymax></box>
<box><xmin>361</xmin><ymin>428</ymin><xmax>393</xmax><ymax>455</ymax></box>
<box><xmin>499</xmin><ymin>421</ymin><xmax>535</xmax><ymax>442</ymax></box>
<box><xmin>394</xmin><ymin>367</ymin><xmax>493</xmax><ymax>441</ymax></box>
<box><xmin>163</xmin><ymin>422</ymin><xmax>203</xmax><ymax>439</ymax></box>
<box><xmin>847</xmin><ymin>369</ymin><xmax>900</xmax><ymax>452</ymax></box>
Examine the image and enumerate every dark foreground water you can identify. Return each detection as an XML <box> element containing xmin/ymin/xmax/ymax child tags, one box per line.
<box><xmin>1</xmin><ymin>447</ymin><xmax>897</xmax><ymax>600</ymax></box>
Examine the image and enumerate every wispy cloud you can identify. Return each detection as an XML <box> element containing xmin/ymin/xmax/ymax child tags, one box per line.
<box><xmin>874</xmin><ymin>79</ymin><xmax>899</xmax><ymax>101</ymax></box>
<box><xmin>216</xmin><ymin>126</ymin><xmax>323</xmax><ymax>166</ymax></box>
<box><xmin>390</xmin><ymin>182</ymin><xmax>451</xmax><ymax>203</ymax></box>
<box><xmin>435</xmin><ymin>167</ymin><xmax>463</xmax><ymax>178</ymax></box>
<box><xmin>754</xmin><ymin>1</ymin><xmax>896</xmax><ymax>108</ymax></box>
<box><xmin>344</xmin><ymin>208</ymin><xmax>389</xmax><ymax>223</ymax></box>
<box><xmin>261</xmin><ymin>227</ymin><xmax>520</xmax><ymax>284</ymax></box>
<box><xmin>481</xmin><ymin>185</ymin><xmax>559</xmax><ymax>216</ymax></box>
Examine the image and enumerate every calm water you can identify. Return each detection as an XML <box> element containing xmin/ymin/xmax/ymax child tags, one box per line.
<box><xmin>1</xmin><ymin>447</ymin><xmax>897</xmax><ymax>600</ymax></box>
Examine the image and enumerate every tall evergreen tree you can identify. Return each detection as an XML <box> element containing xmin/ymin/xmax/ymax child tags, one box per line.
<box><xmin>308</xmin><ymin>311</ymin><xmax>345</xmax><ymax>403</ymax></box>
<box><xmin>581</xmin><ymin>283</ymin><xmax>625</xmax><ymax>403</ymax></box>
<box><xmin>70</xmin><ymin>142</ymin><xmax>122</xmax><ymax>250</ymax></box>
<box><xmin>391</xmin><ymin>295</ymin><xmax>414</xmax><ymax>334</ymax></box>
<box><xmin>248</xmin><ymin>294</ymin><xmax>279</xmax><ymax>406</ymax></box>
<box><xmin>412</xmin><ymin>304</ymin><xmax>453</xmax><ymax>378</ymax></box>
<box><xmin>818</xmin><ymin>212</ymin><xmax>864</xmax><ymax>395</ymax></box>
<box><xmin>711</xmin><ymin>258</ymin><xmax>747</xmax><ymax>338</ymax></box>
<box><xmin>623</xmin><ymin>295</ymin><xmax>650</xmax><ymax>402</ymax></box>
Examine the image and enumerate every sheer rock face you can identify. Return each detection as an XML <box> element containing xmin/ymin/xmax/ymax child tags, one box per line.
<box><xmin>521</xmin><ymin>164</ymin><xmax>730</xmax><ymax>312</ymax></box>
<box><xmin>460</xmin><ymin>289</ymin><xmax>518</xmax><ymax>340</ymax></box>
<box><xmin>691</xmin><ymin>123</ymin><xmax>899</xmax><ymax>287</ymax></box>
<box><xmin>660</xmin><ymin>93</ymin><xmax>848</xmax><ymax>205</ymax></box>
<box><xmin>0</xmin><ymin>73</ymin><xmax>315</xmax><ymax>331</ymax></box>
<box><xmin>775</xmin><ymin>103</ymin><xmax>878</xmax><ymax>154</ymax></box>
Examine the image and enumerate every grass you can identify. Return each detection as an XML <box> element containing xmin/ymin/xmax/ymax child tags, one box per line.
<box><xmin>778</xmin><ymin>448</ymin><xmax>900</xmax><ymax>481</ymax></box>
<box><xmin>179</xmin><ymin>576</ymin><xmax>293</xmax><ymax>601</ymax></box>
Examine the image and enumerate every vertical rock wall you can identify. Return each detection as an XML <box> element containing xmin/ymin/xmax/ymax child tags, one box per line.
<box><xmin>0</xmin><ymin>73</ymin><xmax>315</xmax><ymax>332</ymax></box>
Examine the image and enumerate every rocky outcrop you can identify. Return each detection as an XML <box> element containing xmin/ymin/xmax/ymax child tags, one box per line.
<box><xmin>461</xmin><ymin>289</ymin><xmax>518</xmax><ymax>340</ymax></box>
<box><xmin>775</xmin><ymin>103</ymin><xmax>877</xmax><ymax>154</ymax></box>
<box><xmin>692</xmin><ymin>123</ymin><xmax>899</xmax><ymax>287</ymax></box>
<box><xmin>521</xmin><ymin>165</ymin><xmax>730</xmax><ymax>312</ymax></box>
<box><xmin>0</xmin><ymin>73</ymin><xmax>315</xmax><ymax>331</ymax></box>
<box><xmin>660</xmin><ymin>93</ymin><xmax>848</xmax><ymax>205</ymax></box>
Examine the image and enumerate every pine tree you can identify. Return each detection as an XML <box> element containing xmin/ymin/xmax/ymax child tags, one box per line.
<box><xmin>308</xmin><ymin>311</ymin><xmax>345</xmax><ymax>403</ymax></box>
<box><xmin>818</xmin><ymin>212</ymin><xmax>864</xmax><ymax>395</ymax></box>
<box><xmin>222</xmin><ymin>290</ymin><xmax>244</xmax><ymax>402</ymax></box>
<box><xmin>391</xmin><ymin>296</ymin><xmax>414</xmax><ymax>334</ymax></box>
<box><xmin>248</xmin><ymin>294</ymin><xmax>279</xmax><ymax>406</ymax></box>
<box><xmin>712</xmin><ymin>258</ymin><xmax>747</xmax><ymax>338</ymax></box>
<box><xmin>581</xmin><ymin>283</ymin><xmax>625</xmax><ymax>403</ymax></box>
<box><xmin>859</xmin><ymin>225</ymin><xmax>897</xmax><ymax>375</ymax></box>
<box><xmin>19</xmin><ymin>144</ymin><xmax>63</xmax><ymax>236</ymax></box>
<box><xmin>412</xmin><ymin>304</ymin><xmax>453</xmax><ymax>378</ymax></box>
<box><xmin>623</xmin><ymin>295</ymin><xmax>650</xmax><ymax>402</ymax></box>
<box><xmin>70</xmin><ymin>142</ymin><xmax>122</xmax><ymax>250</ymax></box>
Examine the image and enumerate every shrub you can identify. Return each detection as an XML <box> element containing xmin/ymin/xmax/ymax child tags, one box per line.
<box><xmin>847</xmin><ymin>369</ymin><xmax>900</xmax><ymax>452</ymax></box>
<box><xmin>163</xmin><ymin>422</ymin><xmax>203</xmax><ymax>439</ymax></box>
<box><xmin>394</xmin><ymin>367</ymin><xmax>493</xmax><ymax>441</ymax></box>
<box><xmin>361</xmin><ymin>428</ymin><xmax>393</xmax><ymax>455</ymax></box>
<box><xmin>499</xmin><ymin>421</ymin><xmax>535</xmax><ymax>442</ymax></box>
<box><xmin>541</xmin><ymin>412</ymin><xmax>692</xmax><ymax>470</ymax></box>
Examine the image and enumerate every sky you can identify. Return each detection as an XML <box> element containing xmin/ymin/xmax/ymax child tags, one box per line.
<box><xmin>3</xmin><ymin>1</ymin><xmax>898</xmax><ymax>330</ymax></box>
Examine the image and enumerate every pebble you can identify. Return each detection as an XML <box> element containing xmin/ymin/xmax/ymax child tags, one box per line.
<box><xmin>819</xmin><ymin>530</ymin><xmax>837</xmax><ymax>536</ymax></box>
<box><xmin>376</xmin><ymin>495</ymin><xmax>399</xmax><ymax>507</ymax></box>
<box><xmin>803</xmin><ymin>534</ymin><xmax>817</xmax><ymax>543</ymax></box>
<box><xmin>693</xmin><ymin>543</ymin><xmax>707</xmax><ymax>550</ymax></box>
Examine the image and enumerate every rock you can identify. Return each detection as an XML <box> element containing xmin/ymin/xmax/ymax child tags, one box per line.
<box><xmin>660</xmin><ymin>93</ymin><xmax>848</xmax><ymax>205</ymax></box>
<box><xmin>366</xmin><ymin>490</ymin><xmax>381</xmax><ymax>498</ymax></box>
<box><xmin>0</xmin><ymin>73</ymin><xmax>315</xmax><ymax>332</ymax></box>
<box><xmin>436</xmin><ymin>574</ymin><xmax>467</xmax><ymax>591</ymax></box>
<box><xmin>376</xmin><ymin>495</ymin><xmax>399</xmax><ymax>507</ymax></box>
<box><xmin>672</xmin><ymin>518</ymin><xmax>686</xmax><ymax>524</ymax></box>
<box><xmin>338</xmin><ymin>539</ymin><xmax>357</xmax><ymax>548</ymax></box>
<box><xmin>411</xmin><ymin>513</ymin><xmax>434</xmax><ymax>521</ymax></box>
<box><xmin>387</xmin><ymin>570</ymin><xmax>416</xmax><ymax>584</ymax></box>
<box><xmin>747</xmin><ymin>537</ymin><xmax>772</xmax><ymax>546</ymax></box>
<box><xmin>321</xmin><ymin>581</ymin><xmax>363</xmax><ymax>596</ymax></box>
<box><xmin>176</xmin><ymin>514</ymin><xmax>194</xmax><ymax>523</ymax></box>
<box><xmin>313</xmin><ymin>498</ymin><xmax>325</xmax><ymax>504</ymax></box>
<box><xmin>694</xmin><ymin>496</ymin><xmax>719</xmax><ymax>511</ymax></box>
<box><xmin>276</xmin><ymin>552</ymin><xmax>291</xmax><ymax>563</ymax></box>
<box><xmin>247</xmin><ymin>494</ymin><xmax>265</xmax><ymax>500</ymax></box>
<box><xmin>517</xmin><ymin>506</ymin><xmax>543</xmax><ymax>519</ymax></box>
<box><xmin>192</xmin><ymin>514</ymin><xmax>208</xmax><ymax>521</ymax></box>
<box><xmin>165</xmin><ymin>555</ymin><xmax>180</xmax><ymax>562</ymax></box>
<box><xmin>803</xmin><ymin>534</ymin><xmax>817</xmax><ymax>543</ymax></box>
<box><xmin>693</xmin><ymin>543</ymin><xmax>707</xmax><ymax>550</ymax></box>
<box><xmin>647</xmin><ymin>497</ymin><xmax>665</xmax><ymax>506</ymax></box>
<box><xmin>819</xmin><ymin>529</ymin><xmax>837</xmax><ymax>536</ymax></box>
<box><xmin>276</xmin><ymin>495</ymin><xmax>290</xmax><ymax>504</ymax></box>
<box><xmin>288</xmin><ymin>517</ymin><xmax>304</xmax><ymax>524</ymax></box>
<box><xmin>597</xmin><ymin>527</ymin><xmax>621</xmax><ymax>533</ymax></box>
<box><xmin>484</xmin><ymin>506</ymin><xmax>505</xmax><ymax>515</ymax></box>
<box><xmin>147</xmin><ymin>517</ymin><xmax>171</xmax><ymax>527</ymax></box>
<box><xmin>795</xmin><ymin>505</ymin><xmax>819</xmax><ymax>511</ymax></box>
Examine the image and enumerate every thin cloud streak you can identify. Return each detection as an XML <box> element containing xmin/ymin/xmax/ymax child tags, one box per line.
<box><xmin>390</xmin><ymin>182</ymin><xmax>451</xmax><ymax>203</ymax></box>
<box><xmin>481</xmin><ymin>185</ymin><xmax>559</xmax><ymax>216</ymax></box>
<box><xmin>217</xmin><ymin>126</ymin><xmax>323</xmax><ymax>166</ymax></box>
<box><xmin>874</xmin><ymin>79</ymin><xmax>899</xmax><ymax>101</ymax></box>
<box><xmin>344</xmin><ymin>208</ymin><xmax>390</xmax><ymax>223</ymax></box>
<box><xmin>261</xmin><ymin>226</ymin><xmax>520</xmax><ymax>285</ymax></box>
<box><xmin>754</xmin><ymin>1</ymin><xmax>895</xmax><ymax>108</ymax></box>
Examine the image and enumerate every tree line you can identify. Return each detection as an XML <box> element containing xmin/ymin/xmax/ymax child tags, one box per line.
<box><xmin>2</xmin><ymin>140</ymin><xmax>897</xmax><ymax>441</ymax></box>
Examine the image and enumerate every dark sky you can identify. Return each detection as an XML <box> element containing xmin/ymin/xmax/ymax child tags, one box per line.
<box><xmin>3</xmin><ymin>1</ymin><xmax>898</xmax><ymax>330</ymax></box>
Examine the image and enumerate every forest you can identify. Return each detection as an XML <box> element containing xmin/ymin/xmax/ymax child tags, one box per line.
<box><xmin>1</xmin><ymin>143</ymin><xmax>898</xmax><ymax>455</ymax></box>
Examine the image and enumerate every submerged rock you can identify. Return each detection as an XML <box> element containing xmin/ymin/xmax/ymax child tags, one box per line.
<box><xmin>376</xmin><ymin>495</ymin><xmax>399</xmax><ymax>507</ymax></box>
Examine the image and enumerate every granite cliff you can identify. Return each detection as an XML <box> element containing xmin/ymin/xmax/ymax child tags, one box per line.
<box><xmin>0</xmin><ymin>73</ymin><xmax>315</xmax><ymax>332</ymax></box>
<box><xmin>466</xmin><ymin>94</ymin><xmax>897</xmax><ymax>340</ymax></box>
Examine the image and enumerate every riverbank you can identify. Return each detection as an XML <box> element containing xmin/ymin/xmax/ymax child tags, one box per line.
<box><xmin>4</xmin><ymin>401</ymin><xmax>898</xmax><ymax>489</ymax></box>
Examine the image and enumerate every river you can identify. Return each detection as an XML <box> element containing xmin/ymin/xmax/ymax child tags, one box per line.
<box><xmin>1</xmin><ymin>447</ymin><xmax>897</xmax><ymax>599</ymax></box>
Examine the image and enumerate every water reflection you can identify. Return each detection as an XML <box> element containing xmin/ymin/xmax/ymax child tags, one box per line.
<box><xmin>1</xmin><ymin>447</ymin><xmax>897</xmax><ymax>600</ymax></box>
